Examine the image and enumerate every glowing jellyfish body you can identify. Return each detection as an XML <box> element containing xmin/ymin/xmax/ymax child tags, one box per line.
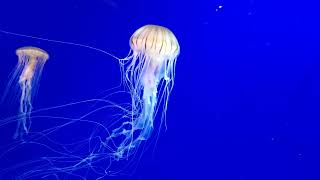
<box><xmin>110</xmin><ymin>25</ymin><xmax>180</xmax><ymax>159</ymax></box>
<box><xmin>11</xmin><ymin>47</ymin><xmax>49</xmax><ymax>138</ymax></box>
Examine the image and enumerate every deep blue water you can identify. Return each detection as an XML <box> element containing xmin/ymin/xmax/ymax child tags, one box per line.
<box><xmin>0</xmin><ymin>0</ymin><xmax>320</xmax><ymax>179</ymax></box>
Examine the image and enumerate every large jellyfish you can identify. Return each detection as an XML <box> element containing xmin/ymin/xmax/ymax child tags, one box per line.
<box><xmin>2</xmin><ymin>47</ymin><xmax>49</xmax><ymax>139</ymax></box>
<box><xmin>108</xmin><ymin>24</ymin><xmax>180</xmax><ymax>159</ymax></box>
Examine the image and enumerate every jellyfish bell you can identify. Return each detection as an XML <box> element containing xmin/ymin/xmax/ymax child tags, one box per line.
<box><xmin>16</xmin><ymin>47</ymin><xmax>49</xmax><ymax>83</ymax></box>
<box><xmin>16</xmin><ymin>46</ymin><xmax>49</xmax><ymax>59</ymax></box>
<box><xmin>129</xmin><ymin>25</ymin><xmax>180</xmax><ymax>84</ymax></box>
<box><xmin>130</xmin><ymin>25</ymin><xmax>180</xmax><ymax>58</ymax></box>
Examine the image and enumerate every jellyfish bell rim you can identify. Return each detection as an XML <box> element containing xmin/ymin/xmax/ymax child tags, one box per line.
<box><xmin>16</xmin><ymin>46</ymin><xmax>49</xmax><ymax>60</ymax></box>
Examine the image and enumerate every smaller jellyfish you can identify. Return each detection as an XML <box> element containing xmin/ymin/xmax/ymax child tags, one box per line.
<box><xmin>3</xmin><ymin>46</ymin><xmax>49</xmax><ymax>139</ymax></box>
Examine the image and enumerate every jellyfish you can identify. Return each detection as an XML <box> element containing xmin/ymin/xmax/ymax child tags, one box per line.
<box><xmin>0</xmin><ymin>26</ymin><xmax>179</xmax><ymax>178</ymax></box>
<box><xmin>2</xmin><ymin>47</ymin><xmax>49</xmax><ymax>139</ymax></box>
<box><xmin>108</xmin><ymin>25</ymin><xmax>180</xmax><ymax>159</ymax></box>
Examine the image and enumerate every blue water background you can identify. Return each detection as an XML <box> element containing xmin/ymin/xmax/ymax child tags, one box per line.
<box><xmin>0</xmin><ymin>0</ymin><xmax>320</xmax><ymax>179</ymax></box>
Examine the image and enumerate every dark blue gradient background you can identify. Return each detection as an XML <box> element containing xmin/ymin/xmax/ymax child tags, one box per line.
<box><xmin>0</xmin><ymin>0</ymin><xmax>320</xmax><ymax>179</ymax></box>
